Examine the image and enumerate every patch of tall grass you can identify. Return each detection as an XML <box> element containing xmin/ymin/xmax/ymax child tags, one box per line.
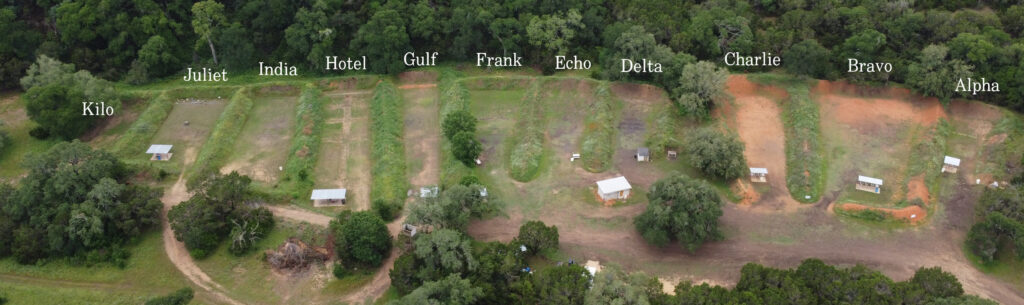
<box><xmin>110</xmin><ymin>93</ymin><xmax>173</xmax><ymax>157</ymax></box>
<box><xmin>280</xmin><ymin>86</ymin><xmax>326</xmax><ymax>197</ymax></box>
<box><xmin>781</xmin><ymin>84</ymin><xmax>826</xmax><ymax>203</ymax></box>
<box><xmin>580</xmin><ymin>83</ymin><xmax>621</xmax><ymax>172</ymax></box>
<box><xmin>907</xmin><ymin>119</ymin><xmax>951</xmax><ymax>194</ymax></box>
<box><xmin>438</xmin><ymin>70</ymin><xmax>475</xmax><ymax>186</ymax></box>
<box><xmin>188</xmin><ymin>88</ymin><xmax>254</xmax><ymax>186</ymax></box>
<box><xmin>369</xmin><ymin>81</ymin><xmax>408</xmax><ymax>218</ymax></box>
<box><xmin>506</xmin><ymin>81</ymin><xmax>547</xmax><ymax>182</ymax></box>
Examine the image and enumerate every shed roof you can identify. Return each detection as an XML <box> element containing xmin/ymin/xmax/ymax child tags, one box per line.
<box><xmin>637</xmin><ymin>147</ymin><xmax>650</xmax><ymax>156</ymax></box>
<box><xmin>146</xmin><ymin>144</ymin><xmax>173</xmax><ymax>154</ymax></box>
<box><xmin>596</xmin><ymin>176</ymin><xmax>632</xmax><ymax>194</ymax></box>
<box><xmin>858</xmin><ymin>175</ymin><xmax>883</xmax><ymax>185</ymax></box>
<box><xmin>944</xmin><ymin>156</ymin><xmax>961</xmax><ymax>166</ymax></box>
<box><xmin>420</xmin><ymin>186</ymin><xmax>439</xmax><ymax>198</ymax></box>
<box><xmin>750</xmin><ymin>167</ymin><xmax>768</xmax><ymax>174</ymax></box>
<box><xmin>311</xmin><ymin>189</ymin><xmax>347</xmax><ymax>200</ymax></box>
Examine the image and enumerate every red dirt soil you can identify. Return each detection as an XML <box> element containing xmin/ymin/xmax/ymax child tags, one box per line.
<box><xmin>814</xmin><ymin>80</ymin><xmax>946</xmax><ymax>132</ymax></box>
<box><xmin>906</xmin><ymin>174</ymin><xmax>931</xmax><ymax>205</ymax></box>
<box><xmin>838</xmin><ymin>203</ymin><xmax>928</xmax><ymax>225</ymax></box>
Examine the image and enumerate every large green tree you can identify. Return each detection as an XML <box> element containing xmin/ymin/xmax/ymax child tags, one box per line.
<box><xmin>407</xmin><ymin>185</ymin><xmax>492</xmax><ymax>231</ymax></box>
<box><xmin>191</xmin><ymin>0</ymin><xmax>227</xmax><ymax>65</ymax></box>
<box><xmin>906</xmin><ymin>44</ymin><xmax>974</xmax><ymax>103</ymax></box>
<box><xmin>672</xmin><ymin>61</ymin><xmax>728</xmax><ymax>118</ymax></box>
<box><xmin>784</xmin><ymin>39</ymin><xmax>832</xmax><ymax>78</ymax></box>
<box><xmin>285</xmin><ymin>0</ymin><xmax>335</xmax><ymax>70</ymax></box>
<box><xmin>685</xmin><ymin>129</ymin><xmax>747</xmax><ymax>181</ymax></box>
<box><xmin>169</xmin><ymin>172</ymin><xmax>273</xmax><ymax>258</ymax></box>
<box><xmin>351</xmin><ymin>9</ymin><xmax>411</xmax><ymax>74</ymax></box>
<box><xmin>413</xmin><ymin>229</ymin><xmax>477</xmax><ymax>279</ymax></box>
<box><xmin>634</xmin><ymin>174</ymin><xmax>724</xmax><ymax>252</ymax></box>
<box><xmin>331</xmin><ymin>210</ymin><xmax>392</xmax><ymax>267</ymax></box>
<box><xmin>387</xmin><ymin>274</ymin><xmax>484</xmax><ymax>305</ymax></box>
<box><xmin>514</xmin><ymin>221</ymin><xmax>559</xmax><ymax>255</ymax></box>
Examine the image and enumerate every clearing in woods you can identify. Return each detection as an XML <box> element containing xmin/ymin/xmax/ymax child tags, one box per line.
<box><xmin>221</xmin><ymin>92</ymin><xmax>298</xmax><ymax>183</ymax></box>
<box><xmin>721</xmin><ymin>75</ymin><xmax>799</xmax><ymax>210</ymax></box>
<box><xmin>400</xmin><ymin>71</ymin><xmax>441</xmax><ymax>187</ymax></box>
<box><xmin>316</xmin><ymin>87</ymin><xmax>373</xmax><ymax>211</ymax></box>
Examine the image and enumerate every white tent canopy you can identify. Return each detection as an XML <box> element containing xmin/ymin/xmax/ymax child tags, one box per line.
<box><xmin>311</xmin><ymin>189</ymin><xmax>347</xmax><ymax>200</ymax></box>
<box><xmin>596</xmin><ymin>176</ymin><xmax>632</xmax><ymax>194</ymax></box>
<box><xmin>750</xmin><ymin>167</ymin><xmax>768</xmax><ymax>174</ymax></box>
<box><xmin>146</xmin><ymin>144</ymin><xmax>172</xmax><ymax>154</ymax></box>
<box><xmin>858</xmin><ymin>175</ymin><xmax>883</xmax><ymax>185</ymax></box>
<box><xmin>944</xmin><ymin>156</ymin><xmax>961</xmax><ymax>166</ymax></box>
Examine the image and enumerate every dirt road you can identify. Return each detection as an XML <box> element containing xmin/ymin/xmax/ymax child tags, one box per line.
<box><xmin>263</xmin><ymin>205</ymin><xmax>332</xmax><ymax>227</ymax></box>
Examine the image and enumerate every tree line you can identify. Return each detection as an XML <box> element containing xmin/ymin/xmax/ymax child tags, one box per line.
<box><xmin>4</xmin><ymin>0</ymin><xmax>1024</xmax><ymax>111</ymax></box>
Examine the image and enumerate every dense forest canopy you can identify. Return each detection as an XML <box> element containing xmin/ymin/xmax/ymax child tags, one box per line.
<box><xmin>3</xmin><ymin>0</ymin><xmax>1024</xmax><ymax>110</ymax></box>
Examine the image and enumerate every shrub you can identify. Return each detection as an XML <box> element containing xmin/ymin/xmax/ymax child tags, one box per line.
<box><xmin>452</xmin><ymin>131</ymin><xmax>482</xmax><ymax>166</ymax></box>
<box><xmin>145</xmin><ymin>288</ymin><xmax>194</xmax><ymax>305</ymax></box>
<box><xmin>515</xmin><ymin>221</ymin><xmax>559</xmax><ymax>255</ymax></box>
<box><xmin>459</xmin><ymin>175</ymin><xmax>480</xmax><ymax>186</ymax></box>
<box><xmin>331</xmin><ymin>211</ymin><xmax>393</xmax><ymax>268</ymax></box>
<box><xmin>685</xmin><ymin>129</ymin><xmax>747</xmax><ymax>181</ymax></box>
<box><xmin>442</xmin><ymin>109</ymin><xmax>477</xmax><ymax>140</ymax></box>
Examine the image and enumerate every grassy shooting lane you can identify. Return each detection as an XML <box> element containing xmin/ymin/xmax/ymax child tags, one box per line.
<box><xmin>220</xmin><ymin>85</ymin><xmax>299</xmax><ymax>185</ymax></box>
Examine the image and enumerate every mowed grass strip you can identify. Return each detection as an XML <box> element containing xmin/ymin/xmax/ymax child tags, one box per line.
<box><xmin>281</xmin><ymin>86</ymin><xmax>326</xmax><ymax>196</ymax></box>
<box><xmin>580</xmin><ymin>83</ymin><xmax>621</xmax><ymax>172</ymax></box>
<box><xmin>369</xmin><ymin>80</ymin><xmax>409</xmax><ymax>204</ymax></box>
<box><xmin>780</xmin><ymin>83</ymin><xmax>826</xmax><ymax>203</ymax></box>
<box><xmin>188</xmin><ymin>87</ymin><xmax>254</xmax><ymax>184</ymax></box>
<box><xmin>506</xmin><ymin>80</ymin><xmax>547</xmax><ymax>182</ymax></box>
<box><xmin>110</xmin><ymin>92</ymin><xmax>173</xmax><ymax>157</ymax></box>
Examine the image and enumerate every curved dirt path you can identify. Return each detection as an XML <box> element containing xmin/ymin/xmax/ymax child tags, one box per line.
<box><xmin>160</xmin><ymin>175</ymin><xmax>245</xmax><ymax>305</ymax></box>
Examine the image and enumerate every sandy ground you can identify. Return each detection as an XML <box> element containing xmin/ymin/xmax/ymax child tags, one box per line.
<box><xmin>722</xmin><ymin>75</ymin><xmax>801</xmax><ymax>211</ymax></box>
<box><xmin>221</xmin><ymin>96</ymin><xmax>296</xmax><ymax>183</ymax></box>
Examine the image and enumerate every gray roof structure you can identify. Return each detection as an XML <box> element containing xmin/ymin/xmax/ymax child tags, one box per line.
<box><xmin>311</xmin><ymin>189</ymin><xmax>347</xmax><ymax>200</ymax></box>
<box><xmin>146</xmin><ymin>144</ymin><xmax>173</xmax><ymax>154</ymax></box>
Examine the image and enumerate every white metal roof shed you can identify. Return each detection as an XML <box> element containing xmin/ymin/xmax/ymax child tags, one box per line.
<box><xmin>311</xmin><ymin>189</ymin><xmax>347</xmax><ymax>200</ymax></box>
<box><xmin>750</xmin><ymin>167</ymin><xmax>768</xmax><ymax>174</ymax></box>
<box><xmin>858</xmin><ymin>175</ymin><xmax>883</xmax><ymax>186</ymax></box>
<box><xmin>146</xmin><ymin>144</ymin><xmax>173</xmax><ymax>154</ymax></box>
<box><xmin>596</xmin><ymin>176</ymin><xmax>632</xmax><ymax>194</ymax></box>
<box><xmin>944</xmin><ymin>156</ymin><xmax>961</xmax><ymax>166</ymax></box>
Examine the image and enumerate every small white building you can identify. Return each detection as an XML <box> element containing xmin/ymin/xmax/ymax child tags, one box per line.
<box><xmin>420</xmin><ymin>186</ymin><xmax>439</xmax><ymax>198</ymax></box>
<box><xmin>311</xmin><ymin>188</ymin><xmax>346</xmax><ymax>207</ymax></box>
<box><xmin>856</xmin><ymin>175</ymin><xmax>883</xmax><ymax>194</ymax></box>
<box><xmin>750</xmin><ymin>167</ymin><xmax>768</xmax><ymax>183</ymax></box>
<box><xmin>942</xmin><ymin>156</ymin><xmax>961</xmax><ymax>173</ymax></box>
<box><xmin>596</xmin><ymin>176</ymin><xmax>632</xmax><ymax>201</ymax></box>
<box><xmin>147</xmin><ymin>144</ymin><xmax>173</xmax><ymax>161</ymax></box>
<box><xmin>636</xmin><ymin>147</ymin><xmax>650</xmax><ymax>162</ymax></box>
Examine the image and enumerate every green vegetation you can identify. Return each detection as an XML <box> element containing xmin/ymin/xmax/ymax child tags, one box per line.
<box><xmin>387</xmin><ymin>274</ymin><xmax>483</xmax><ymax>305</ymax></box>
<box><xmin>579</xmin><ymin>83</ymin><xmax>620</xmax><ymax>172</ymax></box>
<box><xmin>281</xmin><ymin>86</ymin><xmax>326</xmax><ymax>197</ymax></box>
<box><xmin>368</xmin><ymin>80</ymin><xmax>408</xmax><ymax>220</ymax></box>
<box><xmin>514</xmin><ymin>221</ymin><xmax>559</xmax><ymax>256</ymax></box>
<box><xmin>775</xmin><ymin>79</ymin><xmax>825</xmax><ymax>203</ymax></box>
<box><xmin>908</xmin><ymin>120</ymin><xmax>953</xmax><ymax>197</ymax></box>
<box><xmin>634</xmin><ymin>174</ymin><xmax>724</xmax><ymax>252</ymax></box>
<box><xmin>407</xmin><ymin>184</ymin><xmax>494</xmax><ymax>232</ymax></box>
<box><xmin>0</xmin><ymin>141</ymin><xmax>162</xmax><ymax>265</ymax></box>
<box><xmin>330</xmin><ymin>210</ymin><xmax>392</xmax><ymax>269</ymax></box>
<box><xmin>19</xmin><ymin>56</ymin><xmax>119</xmax><ymax>140</ymax></box>
<box><xmin>188</xmin><ymin>87</ymin><xmax>254</xmax><ymax>186</ymax></box>
<box><xmin>507</xmin><ymin>81</ymin><xmax>547</xmax><ymax>182</ymax></box>
<box><xmin>685</xmin><ymin>129</ymin><xmax>747</xmax><ymax>181</ymax></box>
<box><xmin>168</xmin><ymin>172</ymin><xmax>274</xmax><ymax>258</ymax></box>
<box><xmin>672</xmin><ymin>61</ymin><xmax>728</xmax><ymax>118</ymax></box>
<box><xmin>443</xmin><ymin>109</ymin><xmax>482</xmax><ymax>166</ymax></box>
<box><xmin>967</xmin><ymin>184</ymin><xmax>1024</xmax><ymax>263</ymax></box>
<box><xmin>110</xmin><ymin>93</ymin><xmax>173</xmax><ymax>157</ymax></box>
<box><xmin>438</xmin><ymin>70</ymin><xmax>474</xmax><ymax>186</ymax></box>
<box><xmin>144</xmin><ymin>287</ymin><xmax>193</xmax><ymax>305</ymax></box>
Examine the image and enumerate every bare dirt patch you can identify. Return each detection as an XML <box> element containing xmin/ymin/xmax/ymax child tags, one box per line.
<box><xmin>814</xmin><ymin>80</ymin><xmax>946</xmax><ymax>134</ymax></box>
<box><xmin>722</xmin><ymin>75</ymin><xmax>798</xmax><ymax>210</ymax></box>
<box><xmin>906</xmin><ymin>174</ymin><xmax>930</xmax><ymax>204</ymax></box>
<box><xmin>316</xmin><ymin>90</ymin><xmax>373</xmax><ymax>211</ymax></box>
<box><xmin>402</xmin><ymin>87</ymin><xmax>441</xmax><ymax>187</ymax></box>
<box><xmin>398</xmin><ymin>71</ymin><xmax>439</xmax><ymax>84</ymax></box>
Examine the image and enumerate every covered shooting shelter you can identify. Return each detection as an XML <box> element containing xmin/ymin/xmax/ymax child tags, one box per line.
<box><xmin>750</xmin><ymin>167</ymin><xmax>768</xmax><ymax>183</ymax></box>
<box><xmin>942</xmin><ymin>156</ymin><xmax>961</xmax><ymax>173</ymax></box>
<box><xmin>636</xmin><ymin>147</ymin><xmax>650</xmax><ymax>162</ymax></box>
<box><xmin>147</xmin><ymin>144</ymin><xmax>173</xmax><ymax>161</ymax></box>
<box><xmin>311</xmin><ymin>188</ymin><xmax>347</xmax><ymax>207</ymax></box>
<box><xmin>856</xmin><ymin>175</ymin><xmax>883</xmax><ymax>194</ymax></box>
